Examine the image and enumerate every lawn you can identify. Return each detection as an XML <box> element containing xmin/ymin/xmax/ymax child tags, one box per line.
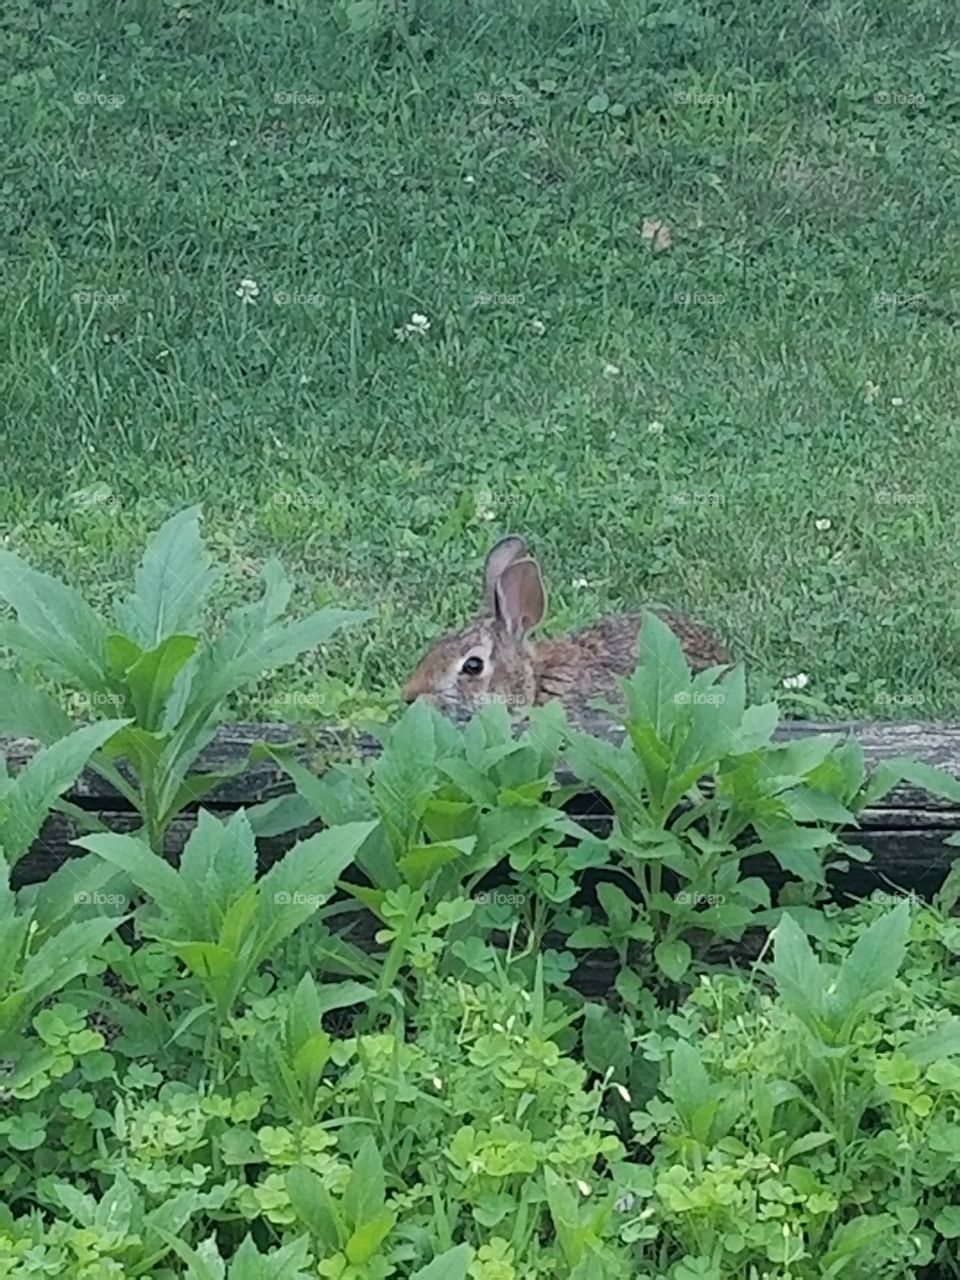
<box><xmin>3</xmin><ymin>0</ymin><xmax>960</xmax><ymax>720</ymax></box>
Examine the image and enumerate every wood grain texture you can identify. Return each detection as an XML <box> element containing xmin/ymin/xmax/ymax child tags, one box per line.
<box><xmin>7</xmin><ymin>718</ymin><xmax>960</xmax><ymax>897</ymax></box>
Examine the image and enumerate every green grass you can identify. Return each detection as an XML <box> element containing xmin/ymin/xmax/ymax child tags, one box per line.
<box><xmin>3</xmin><ymin>0</ymin><xmax>960</xmax><ymax>721</ymax></box>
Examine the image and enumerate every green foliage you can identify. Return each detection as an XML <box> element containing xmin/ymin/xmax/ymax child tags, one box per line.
<box><xmin>78</xmin><ymin>811</ymin><xmax>376</xmax><ymax>1024</ymax></box>
<box><xmin>4</xmin><ymin>536</ymin><xmax>960</xmax><ymax>1277</ymax></box>
<box><xmin>565</xmin><ymin>612</ymin><xmax>960</xmax><ymax>989</ymax></box>
<box><xmin>0</xmin><ymin>507</ymin><xmax>370</xmax><ymax>850</ymax></box>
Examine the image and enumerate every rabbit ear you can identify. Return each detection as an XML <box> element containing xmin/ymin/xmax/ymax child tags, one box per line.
<box><xmin>494</xmin><ymin>557</ymin><xmax>546</xmax><ymax>637</ymax></box>
<box><xmin>483</xmin><ymin>535</ymin><xmax>529</xmax><ymax>612</ymax></box>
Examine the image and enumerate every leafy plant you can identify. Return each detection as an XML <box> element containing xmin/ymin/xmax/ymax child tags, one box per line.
<box><xmin>0</xmin><ymin>849</ymin><xmax>127</xmax><ymax>1056</ymax></box>
<box><xmin>0</xmin><ymin>506</ymin><xmax>370</xmax><ymax>850</ymax></box>
<box><xmin>0</xmin><ymin>718</ymin><xmax>127</xmax><ymax>865</ymax></box>
<box><xmin>77</xmin><ymin>809</ymin><xmax>377</xmax><ymax>1028</ymax></box>
<box><xmin>565</xmin><ymin>611</ymin><xmax>960</xmax><ymax>987</ymax></box>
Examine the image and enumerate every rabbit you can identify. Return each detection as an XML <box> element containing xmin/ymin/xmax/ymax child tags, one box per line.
<box><xmin>401</xmin><ymin>534</ymin><xmax>731</xmax><ymax>721</ymax></box>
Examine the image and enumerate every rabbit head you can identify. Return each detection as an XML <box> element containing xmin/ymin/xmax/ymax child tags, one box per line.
<box><xmin>401</xmin><ymin>535</ymin><xmax>547</xmax><ymax>719</ymax></box>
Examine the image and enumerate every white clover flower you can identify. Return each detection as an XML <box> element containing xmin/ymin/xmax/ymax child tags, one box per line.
<box><xmin>395</xmin><ymin>313</ymin><xmax>430</xmax><ymax>339</ymax></box>
<box><xmin>235</xmin><ymin>278</ymin><xmax>259</xmax><ymax>304</ymax></box>
<box><xmin>782</xmin><ymin>673</ymin><xmax>810</xmax><ymax>690</ymax></box>
<box><xmin>648</xmin><ymin>420</ymin><xmax>665</xmax><ymax>434</ymax></box>
<box><xmin>603</xmin><ymin>361</ymin><xmax>620</xmax><ymax>377</ymax></box>
<box><xmin>814</xmin><ymin>517</ymin><xmax>831</xmax><ymax>531</ymax></box>
<box><xmin>891</xmin><ymin>396</ymin><xmax>904</xmax><ymax>406</ymax></box>
<box><xmin>530</xmin><ymin>318</ymin><xmax>546</xmax><ymax>335</ymax></box>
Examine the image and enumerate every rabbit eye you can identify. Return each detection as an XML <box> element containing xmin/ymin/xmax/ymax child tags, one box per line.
<box><xmin>461</xmin><ymin>656</ymin><xmax>484</xmax><ymax>677</ymax></box>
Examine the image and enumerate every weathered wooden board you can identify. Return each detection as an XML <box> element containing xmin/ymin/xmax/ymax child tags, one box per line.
<box><xmin>6</xmin><ymin>719</ymin><xmax>960</xmax><ymax>899</ymax></box>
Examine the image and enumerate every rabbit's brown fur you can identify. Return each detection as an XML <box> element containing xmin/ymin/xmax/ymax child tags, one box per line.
<box><xmin>401</xmin><ymin>535</ymin><xmax>730</xmax><ymax>721</ymax></box>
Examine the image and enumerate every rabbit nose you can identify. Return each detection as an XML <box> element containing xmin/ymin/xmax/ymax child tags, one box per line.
<box><xmin>401</xmin><ymin>676</ymin><xmax>423</xmax><ymax>703</ymax></box>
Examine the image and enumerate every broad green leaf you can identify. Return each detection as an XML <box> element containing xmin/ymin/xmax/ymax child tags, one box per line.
<box><xmin>286</xmin><ymin>971</ymin><xmax>324</xmax><ymax>1051</ymax></box>
<box><xmin>753</xmin><ymin>816</ymin><xmax>836</xmax><ymax>884</ymax></box>
<box><xmin>75</xmin><ymin>831</ymin><xmax>208</xmax><ymax>938</ymax></box>
<box><xmin>668</xmin><ymin>1040</ymin><xmax>712</xmax><ymax>1130</ymax></box>
<box><xmin>409</xmin><ymin>1245</ymin><xmax>473</xmax><ymax>1280</ymax></box>
<box><xmin>1</xmin><ymin>719</ymin><xmax>129</xmax><ymax>865</ymax></box>
<box><xmin>161</xmin><ymin>769</ymin><xmax>240</xmax><ymax>826</ymax></box>
<box><xmin>779</xmin><ymin>787</ymin><xmax>857</xmax><ymax>825</ymax></box>
<box><xmin>172</xmin><ymin>941</ymin><xmax>236</xmax><ymax>980</ymax></box>
<box><xmin>478</xmin><ymin>806</ymin><xmax>573</xmax><ymax>859</ymax></box>
<box><xmin>730</xmin><ymin>701</ymin><xmax>779</xmax><ymax>753</ymax></box>
<box><xmin>543</xmin><ymin>1166</ymin><xmax>585</xmax><ymax>1265</ymax></box>
<box><xmin>823</xmin><ymin>1213</ymin><xmax>896</xmax><ymax>1267</ymax></box>
<box><xmin>769</xmin><ymin>913</ymin><xmax>824</xmax><ymax>1026</ymax></box>
<box><xmin>227</xmin><ymin>1234</ymin><xmax>312</xmax><ymax>1280</ymax></box>
<box><xmin>20</xmin><ymin>852</ymin><xmax>130</xmax><ymax>935</ymax></box>
<box><xmin>0</xmin><ymin>670</ymin><xmax>72</xmax><ymax>743</ymax></box>
<box><xmin>655</xmin><ymin>938</ymin><xmax>691</xmax><ymax>981</ymax></box>
<box><xmin>399</xmin><ymin>839</ymin><xmax>473</xmax><ymax>889</ymax></box>
<box><xmin>761</xmin><ymin>735</ymin><xmax>844</xmax><ymax>786</ymax></box>
<box><xmin>114</xmin><ymin>506</ymin><xmax>219</xmax><ymax>648</ymax></box>
<box><xmin>342</xmin><ymin>1136</ymin><xmax>386</xmax><ymax>1228</ymax></box>
<box><xmin>625</xmin><ymin>610</ymin><xmax>692</xmax><ymax>737</ymax></box>
<box><xmin>314</xmin><ymin>980</ymin><xmax>376</xmax><ymax>1016</ymax></box>
<box><xmin>257</xmin><ymin>820</ymin><xmax>378</xmax><ymax>952</ymax></box>
<box><xmin>0</xmin><ymin>552</ymin><xmax>111</xmax><ymax>689</ymax></box>
<box><xmin>877</xmin><ymin>757</ymin><xmax>960</xmax><ymax>805</ymax></box>
<box><xmin>581</xmin><ymin>1003</ymin><xmax>630</xmax><ymax>1077</ymax></box>
<box><xmin>829</xmin><ymin>901</ymin><xmax>909</xmax><ymax>1023</ymax></box>
<box><xmin>123</xmin><ymin>634</ymin><xmax>200</xmax><ymax>729</ymax></box>
<box><xmin>345</xmin><ymin>1210</ymin><xmax>397</xmax><ymax>1264</ymax></box>
<box><xmin>596</xmin><ymin>882</ymin><xmax>635</xmax><ymax>935</ymax></box>
<box><xmin>178</xmin><ymin>809</ymin><xmax>257</xmax><ymax>923</ymax></box>
<box><xmin>934</xmin><ymin>1207</ymin><xmax>960</xmax><ymax>1239</ymax></box>
<box><xmin>285</xmin><ymin>1165</ymin><xmax>342</xmax><ymax>1246</ymax></box>
<box><xmin>7</xmin><ymin>915</ymin><xmax>124</xmax><ymax>1043</ymax></box>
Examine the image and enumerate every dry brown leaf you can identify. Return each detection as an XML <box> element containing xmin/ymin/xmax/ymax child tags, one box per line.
<box><xmin>641</xmin><ymin>216</ymin><xmax>673</xmax><ymax>252</ymax></box>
